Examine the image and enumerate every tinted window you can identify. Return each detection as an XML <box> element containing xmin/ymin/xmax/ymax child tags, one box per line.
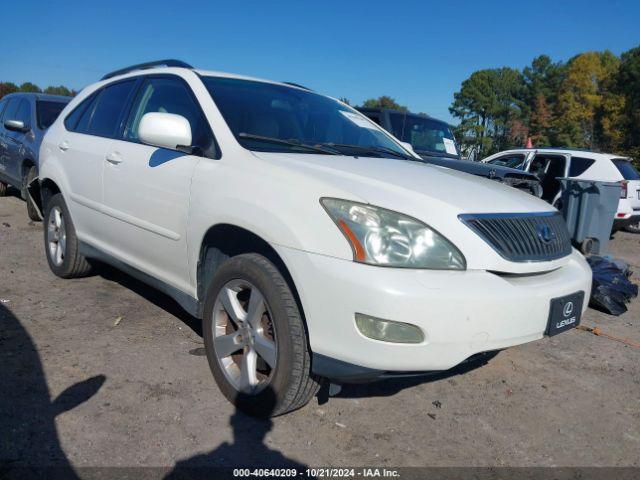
<box><xmin>64</xmin><ymin>96</ymin><xmax>91</xmax><ymax>131</ymax></box>
<box><xmin>487</xmin><ymin>154</ymin><xmax>526</xmax><ymax>169</ymax></box>
<box><xmin>74</xmin><ymin>95</ymin><xmax>100</xmax><ymax>133</ymax></box>
<box><xmin>2</xmin><ymin>99</ymin><xmax>20</xmax><ymax>123</ymax></box>
<box><xmin>125</xmin><ymin>77</ymin><xmax>214</xmax><ymax>155</ymax></box>
<box><xmin>388</xmin><ymin>113</ymin><xmax>457</xmax><ymax>156</ymax></box>
<box><xmin>14</xmin><ymin>99</ymin><xmax>31</xmax><ymax>126</ymax></box>
<box><xmin>363</xmin><ymin>112</ymin><xmax>382</xmax><ymax>126</ymax></box>
<box><xmin>87</xmin><ymin>80</ymin><xmax>136</xmax><ymax>137</ymax></box>
<box><xmin>568</xmin><ymin>156</ymin><xmax>595</xmax><ymax>177</ymax></box>
<box><xmin>37</xmin><ymin>101</ymin><xmax>68</xmax><ymax>129</ymax></box>
<box><xmin>0</xmin><ymin>99</ymin><xmax>7</xmax><ymax>120</ymax></box>
<box><xmin>202</xmin><ymin>76</ymin><xmax>405</xmax><ymax>158</ymax></box>
<box><xmin>613</xmin><ymin>159</ymin><xmax>640</xmax><ymax>180</ymax></box>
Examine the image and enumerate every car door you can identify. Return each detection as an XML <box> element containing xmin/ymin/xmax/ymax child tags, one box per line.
<box><xmin>4</xmin><ymin>98</ymin><xmax>33</xmax><ymax>183</ymax></box>
<box><xmin>0</xmin><ymin>98</ymin><xmax>20</xmax><ymax>183</ymax></box>
<box><xmin>101</xmin><ymin>75</ymin><xmax>215</xmax><ymax>294</ymax></box>
<box><xmin>0</xmin><ymin>97</ymin><xmax>9</xmax><ymax>178</ymax></box>
<box><xmin>58</xmin><ymin>79</ymin><xmax>138</xmax><ymax>242</ymax></box>
<box><xmin>526</xmin><ymin>153</ymin><xmax>569</xmax><ymax>203</ymax></box>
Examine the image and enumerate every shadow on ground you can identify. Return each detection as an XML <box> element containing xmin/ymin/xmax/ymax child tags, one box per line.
<box><xmin>0</xmin><ymin>303</ymin><xmax>105</xmax><ymax>478</ymax></box>
<box><xmin>165</xmin><ymin>388</ymin><xmax>308</xmax><ymax>478</ymax></box>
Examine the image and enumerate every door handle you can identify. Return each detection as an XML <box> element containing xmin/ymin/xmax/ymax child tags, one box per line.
<box><xmin>58</xmin><ymin>141</ymin><xmax>69</xmax><ymax>151</ymax></box>
<box><xmin>105</xmin><ymin>152</ymin><xmax>123</xmax><ymax>165</ymax></box>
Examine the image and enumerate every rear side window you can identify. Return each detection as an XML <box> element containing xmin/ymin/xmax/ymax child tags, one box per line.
<box><xmin>124</xmin><ymin>76</ymin><xmax>215</xmax><ymax>156</ymax></box>
<box><xmin>87</xmin><ymin>80</ymin><xmax>136</xmax><ymax>138</ymax></box>
<box><xmin>37</xmin><ymin>101</ymin><xmax>68</xmax><ymax>129</ymax></box>
<box><xmin>569</xmin><ymin>157</ymin><xmax>595</xmax><ymax>177</ymax></box>
<box><xmin>613</xmin><ymin>159</ymin><xmax>640</xmax><ymax>180</ymax></box>
<box><xmin>65</xmin><ymin>93</ymin><xmax>99</xmax><ymax>132</ymax></box>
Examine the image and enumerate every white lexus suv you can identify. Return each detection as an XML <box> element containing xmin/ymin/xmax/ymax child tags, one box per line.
<box><xmin>38</xmin><ymin>60</ymin><xmax>592</xmax><ymax>416</ymax></box>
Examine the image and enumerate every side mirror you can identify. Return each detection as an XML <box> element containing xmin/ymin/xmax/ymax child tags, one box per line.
<box><xmin>138</xmin><ymin>112</ymin><xmax>192</xmax><ymax>151</ymax></box>
<box><xmin>400</xmin><ymin>141</ymin><xmax>417</xmax><ymax>156</ymax></box>
<box><xmin>4</xmin><ymin>119</ymin><xmax>29</xmax><ymax>133</ymax></box>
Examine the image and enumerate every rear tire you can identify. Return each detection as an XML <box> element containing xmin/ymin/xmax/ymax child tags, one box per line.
<box><xmin>25</xmin><ymin>166</ymin><xmax>41</xmax><ymax>221</ymax></box>
<box><xmin>0</xmin><ymin>181</ymin><xmax>7</xmax><ymax>197</ymax></box>
<box><xmin>43</xmin><ymin>193</ymin><xmax>92</xmax><ymax>278</ymax></box>
<box><xmin>203</xmin><ymin>253</ymin><xmax>321</xmax><ymax>417</ymax></box>
<box><xmin>624</xmin><ymin>221</ymin><xmax>640</xmax><ymax>234</ymax></box>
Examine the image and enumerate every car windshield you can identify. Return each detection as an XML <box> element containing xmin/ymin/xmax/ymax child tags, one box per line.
<box><xmin>613</xmin><ymin>159</ymin><xmax>640</xmax><ymax>180</ymax></box>
<box><xmin>36</xmin><ymin>100</ymin><xmax>68</xmax><ymax>129</ymax></box>
<box><xmin>388</xmin><ymin>113</ymin><xmax>458</xmax><ymax>157</ymax></box>
<box><xmin>202</xmin><ymin>77</ymin><xmax>408</xmax><ymax>158</ymax></box>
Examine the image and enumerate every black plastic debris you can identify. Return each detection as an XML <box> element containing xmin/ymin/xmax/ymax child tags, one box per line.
<box><xmin>587</xmin><ymin>256</ymin><xmax>638</xmax><ymax>316</ymax></box>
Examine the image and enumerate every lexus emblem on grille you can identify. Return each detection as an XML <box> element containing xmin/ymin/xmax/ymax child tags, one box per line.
<box><xmin>563</xmin><ymin>301</ymin><xmax>574</xmax><ymax>318</ymax></box>
<box><xmin>536</xmin><ymin>224</ymin><xmax>556</xmax><ymax>244</ymax></box>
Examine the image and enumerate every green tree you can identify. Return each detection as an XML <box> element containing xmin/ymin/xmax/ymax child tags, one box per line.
<box><xmin>0</xmin><ymin>82</ymin><xmax>19</xmax><ymax>99</ymax></box>
<box><xmin>19</xmin><ymin>82</ymin><xmax>41</xmax><ymax>93</ymax></box>
<box><xmin>522</xmin><ymin>55</ymin><xmax>566</xmax><ymax>146</ymax></box>
<box><xmin>554</xmin><ymin>51</ymin><xmax>620</xmax><ymax>149</ymax></box>
<box><xmin>44</xmin><ymin>85</ymin><xmax>73</xmax><ymax>96</ymax></box>
<box><xmin>361</xmin><ymin>95</ymin><xmax>408</xmax><ymax>111</ymax></box>
<box><xmin>616</xmin><ymin>46</ymin><xmax>640</xmax><ymax>160</ymax></box>
<box><xmin>449</xmin><ymin>67</ymin><xmax>525</xmax><ymax>157</ymax></box>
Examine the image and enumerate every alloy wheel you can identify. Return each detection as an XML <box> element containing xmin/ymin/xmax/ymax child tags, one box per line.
<box><xmin>47</xmin><ymin>206</ymin><xmax>66</xmax><ymax>266</ymax></box>
<box><xmin>211</xmin><ymin>279</ymin><xmax>278</xmax><ymax>394</ymax></box>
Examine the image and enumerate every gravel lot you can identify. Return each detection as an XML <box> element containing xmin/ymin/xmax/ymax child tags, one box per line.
<box><xmin>1</xmin><ymin>191</ymin><xmax>639</xmax><ymax>470</ymax></box>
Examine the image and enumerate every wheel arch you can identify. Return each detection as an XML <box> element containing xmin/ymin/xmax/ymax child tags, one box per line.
<box><xmin>196</xmin><ymin>223</ymin><xmax>304</xmax><ymax>321</ymax></box>
<box><xmin>39</xmin><ymin>177</ymin><xmax>62</xmax><ymax>212</ymax></box>
<box><xmin>21</xmin><ymin>158</ymin><xmax>36</xmax><ymax>181</ymax></box>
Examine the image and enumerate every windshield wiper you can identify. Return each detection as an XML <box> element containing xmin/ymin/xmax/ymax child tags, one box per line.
<box><xmin>321</xmin><ymin>143</ymin><xmax>416</xmax><ymax>161</ymax></box>
<box><xmin>238</xmin><ymin>133</ymin><xmax>339</xmax><ymax>155</ymax></box>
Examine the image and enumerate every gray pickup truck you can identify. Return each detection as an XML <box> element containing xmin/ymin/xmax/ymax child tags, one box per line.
<box><xmin>357</xmin><ymin>107</ymin><xmax>542</xmax><ymax>197</ymax></box>
<box><xmin>0</xmin><ymin>92</ymin><xmax>70</xmax><ymax>219</ymax></box>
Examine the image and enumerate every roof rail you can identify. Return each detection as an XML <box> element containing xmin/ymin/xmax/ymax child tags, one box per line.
<box><xmin>101</xmin><ymin>59</ymin><xmax>193</xmax><ymax>81</ymax></box>
<box><xmin>282</xmin><ymin>81</ymin><xmax>313</xmax><ymax>91</ymax></box>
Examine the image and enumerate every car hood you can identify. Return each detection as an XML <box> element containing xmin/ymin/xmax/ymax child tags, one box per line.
<box><xmin>253</xmin><ymin>152</ymin><xmax>571</xmax><ymax>273</ymax></box>
<box><xmin>419</xmin><ymin>155</ymin><xmax>538</xmax><ymax>181</ymax></box>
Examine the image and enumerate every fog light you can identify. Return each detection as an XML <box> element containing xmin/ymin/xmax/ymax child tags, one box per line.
<box><xmin>355</xmin><ymin>313</ymin><xmax>424</xmax><ymax>344</ymax></box>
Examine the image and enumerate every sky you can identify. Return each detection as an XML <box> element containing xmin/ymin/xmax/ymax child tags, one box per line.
<box><xmin>2</xmin><ymin>0</ymin><xmax>639</xmax><ymax>123</ymax></box>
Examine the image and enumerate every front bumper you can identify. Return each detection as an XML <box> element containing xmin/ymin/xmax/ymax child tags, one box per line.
<box><xmin>275</xmin><ymin>245</ymin><xmax>592</xmax><ymax>379</ymax></box>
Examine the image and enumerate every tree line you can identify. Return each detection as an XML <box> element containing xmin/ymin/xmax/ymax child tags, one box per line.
<box><xmin>0</xmin><ymin>82</ymin><xmax>76</xmax><ymax>99</ymax></box>
<box><xmin>450</xmin><ymin>46</ymin><xmax>640</xmax><ymax>162</ymax></box>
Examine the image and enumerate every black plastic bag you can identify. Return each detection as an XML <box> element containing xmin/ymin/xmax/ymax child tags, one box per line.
<box><xmin>587</xmin><ymin>256</ymin><xmax>639</xmax><ymax>315</ymax></box>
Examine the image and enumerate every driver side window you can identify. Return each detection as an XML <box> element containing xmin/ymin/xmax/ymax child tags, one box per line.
<box><xmin>124</xmin><ymin>77</ymin><xmax>215</xmax><ymax>157</ymax></box>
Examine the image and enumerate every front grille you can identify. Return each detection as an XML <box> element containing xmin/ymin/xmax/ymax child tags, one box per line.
<box><xmin>459</xmin><ymin>212</ymin><xmax>572</xmax><ymax>262</ymax></box>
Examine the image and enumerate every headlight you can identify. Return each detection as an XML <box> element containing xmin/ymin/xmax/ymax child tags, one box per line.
<box><xmin>321</xmin><ymin>198</ymin><xmax>466</xmax><ymax>270</ymax></box>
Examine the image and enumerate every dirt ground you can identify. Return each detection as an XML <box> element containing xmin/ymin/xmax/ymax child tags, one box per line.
<box><xmin>1</xmin><ymin>191</ymin><xmax>639</xmax><ymax>470</ymax></box>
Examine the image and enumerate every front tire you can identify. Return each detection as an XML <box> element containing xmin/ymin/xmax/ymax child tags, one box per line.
<box><xmin>203</xmin><ymin>253</ymin><xmax>321</xmax><ymax>417</ymax></box>
<box><xmin>43</xmin><ymin>193</ymin><xmax>92</xmax><ymax>278</ymax></box>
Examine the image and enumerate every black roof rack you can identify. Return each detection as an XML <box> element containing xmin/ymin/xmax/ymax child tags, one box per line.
<box><xmin>282</xmin><ymin>81</ymin><xmax>313</xmax><ymax>91</ymax></box>
<box><xmin>101</xmin><ymin>59</ymin><xmax>193</xmax><ymax>81</ymax></box>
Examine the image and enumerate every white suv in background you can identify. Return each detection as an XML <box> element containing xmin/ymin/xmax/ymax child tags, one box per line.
<box><xmin>38</xmin><ymin>60</ymin><xmax>592</xmax><ymax>416</ymax></box>
<box><xmin>482</xmin><ymin>148</ymin><xmax>640</xmax><ymax>231</ymax></box>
